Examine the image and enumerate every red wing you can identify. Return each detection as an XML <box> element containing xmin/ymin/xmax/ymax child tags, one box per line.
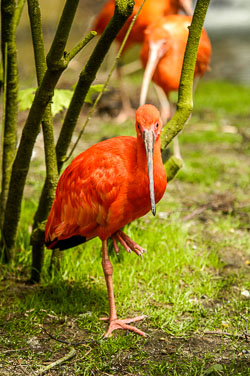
<box><xmin>45</xmin><ymin>138</ymin><xmax>136</xmax><ymax>244</ymax></box>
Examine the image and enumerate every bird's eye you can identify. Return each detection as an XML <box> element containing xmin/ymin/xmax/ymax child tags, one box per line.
<box><xmin>155</xmin><ymin>123</ymin><xmax>159</xmax><ymax>128</ymax></box>
<box><xmin>137</xmin><ymin>123</ymin><xmax>140</xmax><ymax>130</ymax></box>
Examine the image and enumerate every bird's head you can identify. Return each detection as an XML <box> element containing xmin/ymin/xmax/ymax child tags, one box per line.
<box><xmin>135</xmin><ymin>104</ymin><xmax>162</xmax><ymax>216</ymax></box>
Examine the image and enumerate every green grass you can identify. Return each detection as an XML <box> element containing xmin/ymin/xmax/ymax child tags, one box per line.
<box><xmin>1</xmin><ymin>80</ymin><xmax>250</xmax><ymax>375</ymax></box>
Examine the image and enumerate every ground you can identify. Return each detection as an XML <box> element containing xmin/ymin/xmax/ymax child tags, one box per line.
<box><xmin>0</xmin><ymin>77</ymin><xmax>250</xmax><ymax>375</ymax></box>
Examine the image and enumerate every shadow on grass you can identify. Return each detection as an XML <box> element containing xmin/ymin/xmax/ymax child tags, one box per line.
<box><xmin>1</xmin><ymin>277</ymin><xmax>109</xmax><ymax>317</ymax></box>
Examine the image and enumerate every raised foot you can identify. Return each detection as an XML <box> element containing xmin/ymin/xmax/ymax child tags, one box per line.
<box><xmin>112</xmin><ymin>230</ymin><xmax>147</xmax><ymax>258</ymax></box>
<box><xmin>100</xmin><ymin>315</ymin><xmax>147</xmax><ymax>338</ymax></box>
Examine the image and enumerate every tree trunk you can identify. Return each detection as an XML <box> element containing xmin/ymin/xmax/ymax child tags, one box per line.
<box><xmin>0</xmin><ymin>0</ymin><xmax>80</xmax><ymax>262</ymax></box>
<box><xmin>0</xmin><ymin>0</ymin><xmax>18</xmax><ymax>237</ymax></box>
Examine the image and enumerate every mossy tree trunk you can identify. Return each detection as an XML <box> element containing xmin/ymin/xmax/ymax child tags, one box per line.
<box><xmin>160</xmin><ymin>0</ymin><xmax>210</xmax><ymax>181</ymax></box>
<box><xmin>0</xmin><ymin>0</ymin><xmax>25</xmax><ymax>234</ymax></box>
<box><xmin>0</xmin><ymin>0</ymin><xmax>81</xmax><ymax>262</ymax></box>
<box><xmin>161</xmin><ymin>0</ymin><xmax>211</xmax><ymax>150</ymax></box>
<box><xmin>26</xmin><ymin>0</ymin><xmax>58</xmax><ymax>282</ymax></box>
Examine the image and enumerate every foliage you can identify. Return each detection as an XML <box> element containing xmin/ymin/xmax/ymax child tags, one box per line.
<box><xmin>18</xmin><ymin>85</ymin><xmax>106</xmax><ymax>116</ymax></box>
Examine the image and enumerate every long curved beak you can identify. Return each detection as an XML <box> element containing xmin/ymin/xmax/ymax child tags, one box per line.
<box><xmin>143</xmin><ymin>129</ymin><xmax>156</xmax><ymax>215</ymax></box>
<box><xmin>140</xmin><ymin>42</ymin><xmax>162</xmax><ymax>106</ymax></box>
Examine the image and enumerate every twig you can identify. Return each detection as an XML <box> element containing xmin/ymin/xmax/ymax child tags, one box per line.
<box><xmin>37</xmin><ymin>347</ymin><xmax>76</xmax><ymax>375</ymax></box>
<box><xmin>67</xmin><ymin>31</ymin><xmax>97</xmax><ymax>62</ymax></box>
<box><xmin>204</xmin><ymin>330</ymin><xmax>250</xmax><ymax>340</ymax></box>
<box><xmin>18</xmin><ymin>362</ymin><xmax>30</xmax><ymax>376</ymax></box>
<box><xmin>182</xmin><ymin>205</ymin><xmax>209</xmax><ymax>221</ymax></box>
<box><xmin>1</xmin><ymin>347</ymin><xmax>31</xmax><ymax>353</ymax></box>
<box><xmin>41</xmin><ymin>326</ymin><xmax>96</xmax><ymax>346</ymax></box>
<box><xmin>71</xmin><ymin>348</ymin><xmax>92</xmax><ymax>363</ymax></box>
<box><xmin>240</xmin><ymin>314</ymin><xmax>249</xmax><ymax>343</ymax></box>
<box><xmin>18</xmin><ymin>359</ymin><xmax>36</xmax><ymax>376</ymax></box>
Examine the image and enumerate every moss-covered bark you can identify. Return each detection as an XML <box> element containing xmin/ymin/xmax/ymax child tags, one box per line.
<box><xmin>0</xmin><ymin>0</ymin><xmax>19</xmax><ymax>231</ymax></box>
<box><xmin>1</xmin><ymin>0</ymin><xmax>81</xmax><ymax>262</ymax></box>
<box><xmin>56</xmin><ymin>0</ymin><xmax>135</xmax><ymax>172</ymax></box>
<box><xmin>161</xmin><ymin>0</ymin><xmax>210</xmax><ymax>150</ymax></box>
<box><xmin>27</xmin><ymin>0</ymin><xmax>58</xmax><ymax>282</ymax></box>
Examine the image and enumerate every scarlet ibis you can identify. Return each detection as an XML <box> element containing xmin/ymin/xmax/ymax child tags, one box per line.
<box><xmin>94</xmin><ymin>0</ymin><xmax>193</xmax><ymax>53</ymax></box>
<box><xmin>45</xmin><ymin>104</ymin><xmax>167</xmax><ymax>337</ymax></box>
<box><xmin>140</xmin><ymin>15</ymin><xmax>212</xmax><ymax>159</ymax></box>
<box><xmin>93</xmin><ymin>0</ymin><xmax>193</xmax><ymax>122</ymax></box>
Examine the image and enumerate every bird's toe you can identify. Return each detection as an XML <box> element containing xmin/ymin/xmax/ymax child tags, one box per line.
<box><xmin>104</xmin><ymin>316</ymin><xmax>147</xmax><ymax>338</ymax></box>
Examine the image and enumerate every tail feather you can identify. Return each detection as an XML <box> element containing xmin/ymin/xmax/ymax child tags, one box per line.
<box><xmin>45</xmin><ymin>235</ymin><xmax>87</xmax><ymax>251</ymax></box>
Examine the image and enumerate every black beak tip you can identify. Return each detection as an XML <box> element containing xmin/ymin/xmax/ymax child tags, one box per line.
<box><xmin>152</xmin><ymin>207</ymin><xmax>156</xmax><ymax>216</ymax></box>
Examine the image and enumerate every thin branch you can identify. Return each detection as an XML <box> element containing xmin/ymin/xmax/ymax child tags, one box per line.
<box><xmin>182</xmin><ymin>205</ymin><xmax>208</xmax><ymax>222</ymax></box>
<box><xmin>41</xmin><ymin>326</ymin><xmax>97</xmax><ymax>346</ymax></box>
<box><xmin>204</xmin><ymin>331</ymin><xmax>250</xmax><ymax>340</ymax></box>
<box><xmin>13</xmin><ymin>0</ymin><xmax>26</xmax><ymax>30</ymax></box>
<box><xmin>2</xmin><ymin>347</ymin><xmax>31</xmax><ymax>353</ymax></box>
<box><xmin>37</xmin><ymin>347</ymin><xmax>76</xmax><ymax>375</ymax></box>
<box><xmin>67</xmin><ymin>31</ymin><xmax>97</xmax><ymax>62</ymax></box>
<box><xmin>240</xmin><ymin>314</ymin><xmax>249</xmax><ymax>342</ymax></box>
<box><xmin>65</xmin><ymin>0</ymin><xmax>146</xmax><ymax>163</ymax></box>
<box><xmin>18</xmin><ymin>362</ymin><xmax>30</xmax><ymax>376</ymax></box>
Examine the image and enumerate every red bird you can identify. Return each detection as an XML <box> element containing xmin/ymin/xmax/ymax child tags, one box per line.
<box><xmin>140</xmin><ymin>15</ymin><xmax>212</xmax><ymax>158</ymax></box>
<box><xmin>94</xmin><ymin>0</ymin><xmax>193</xmax><ymax>52</ymax></box>
<box><xmin>93</xmin><ymin>0</ymin><xmax>193</xmax><ymax>121</ymax></box>
<box><xmin>45</xmin><ymin>104</ymin><xmax>167</xmax><ymax>337</ymax></box>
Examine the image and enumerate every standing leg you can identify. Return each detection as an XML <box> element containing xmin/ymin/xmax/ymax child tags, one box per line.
<box><xmin>101</xmin><ymin>239</ymin><xmax>117</xmax><ymax>322</ymax></box>
<box><xmin>101</xmin><ymin>239</ymin><xmax>147</xmax><ymax>338</ymax></box>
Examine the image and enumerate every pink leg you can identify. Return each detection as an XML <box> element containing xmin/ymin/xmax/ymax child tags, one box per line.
<box><xmin>101</xmin><ymin>240</ymin><xmax>147</xmax><ymax>338</ymax></box>
<box><xmin>112</xmin><ymin>230</ymin><xmax>147</xmax><ymax>258</ymax></box>
<box><xmin>114</xmin><ymin>65</ymin><xmax>136</xmax><ymax>124</ymax></box>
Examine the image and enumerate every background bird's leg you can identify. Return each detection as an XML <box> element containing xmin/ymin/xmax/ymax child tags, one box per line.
<box><xmin>166</xmin><ymin>96</ymin><xmax>183</xmax><ymax>161</ymax></box>
<box><xmin>153</xmin><ymin>85</ymin><xmax>183</xmax><ymax>161</ymax></box>
<box><xmin>114</xmin><ymin>63</ymin><xmax>135</xmax><ymax>123</ymax></box>
<box><xmin>101</xmin><ymin>239</ymin><xmax>147</xmax><ymax>337</ymax></box>
<box><xmin>173</xmin><ymin>77</ymin><xmax>199</xmax><ymax>161</ymax></box>
<box><xmin>153</xmin><ymin>84</ymin><xmax>171</xmax><ymax>123</ymax></box>
<box><xmin>101</xmin><ymin>239</ymin><xmax>117</xmax><ymax>322</ymax></box>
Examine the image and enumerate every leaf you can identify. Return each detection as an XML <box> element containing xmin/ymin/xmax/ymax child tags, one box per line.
<box><xmin>18</xmin><ymin>84</ymin><xmax>107</xmax><ymax>116</ymax></box>
<box><xmin>51</xmin><ymin>89</ymin><xmax>73</xmax><ymax>116</ymax></box>
<box><xmin>18</xmin><ymin>88</ymin><xmax>73</xmax><ymax>116</ymax></box>
<box><xmin>18</xmin><ymin>88</ymin><xmax>36</xmax><ymax>111</ymax></box>
<box><xmin>84</xmin><ymin>84</ymin><xmax>106</xmax><ymax>104</ymax></box>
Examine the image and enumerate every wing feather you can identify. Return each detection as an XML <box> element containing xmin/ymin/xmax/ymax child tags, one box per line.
<box><xmin>45</xmin><ymin>137</ymin><xmax>137</xmax><ymax>244</ymax></box>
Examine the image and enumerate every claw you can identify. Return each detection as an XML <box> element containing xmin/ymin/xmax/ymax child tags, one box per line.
<box><xmin>113</xmin><ymin>230</ymin><xmax>147</xmax><ymax>258</ymax></box>
<box><xmin>103</xmin><ymin>315</ymin><xmax>147</xmax><ymax>338</ymax></box>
